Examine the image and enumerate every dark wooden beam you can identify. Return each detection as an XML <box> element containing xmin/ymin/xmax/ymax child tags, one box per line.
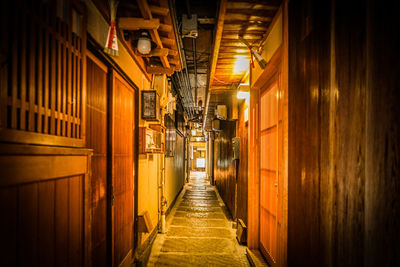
<box><xmin>118</xmin><ymin>17</ymin><xmax>160</xmax><ymax>30</ymax></box>
<box><xmin>149</xmin><ymin>5</ymin><xmax>169</xmax><ymax>16</ymax></box>
<box><xmin>208</xmin><ymin>0</ymin><xmax>227</xmax><ymax>89</ymax></box>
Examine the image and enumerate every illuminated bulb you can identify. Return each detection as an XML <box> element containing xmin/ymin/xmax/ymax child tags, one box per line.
<box><xmin>233</xmin><ymin>56</ymin><xmax>249</xmax><ymax>73</ymax></box>
<box><xmin>137</xmin><ymin>32</ymin><xmax>151</xmax><ymax>54</ymax></box>
<box><xmin>237</xmin><ymin>91</ymin><xmax>250</xmax><ymax>99</ymax></box>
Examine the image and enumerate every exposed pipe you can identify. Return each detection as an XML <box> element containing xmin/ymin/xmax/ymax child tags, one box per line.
<box><xmin>193</xmin><ymin>38</ymin><xmax>197</xmax><ymax>109</ymax></box>
<box><xmin>169</xmin><ymin>0</ymin><xmax>195</xmax><ymax>116</ymax></box>
<box><xmin>185</xmin><ymin>0</ymin><xmax>192</xmax><ymax>19</ymax></box>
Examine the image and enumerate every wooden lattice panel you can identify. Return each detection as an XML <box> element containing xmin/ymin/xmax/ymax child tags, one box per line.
<box><xmin>0</xmin><ymin>1</ymin><xmax>87</xmax><ymax>147</ymax></box>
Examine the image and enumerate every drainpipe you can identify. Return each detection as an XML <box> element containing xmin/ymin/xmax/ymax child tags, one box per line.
<box><xmin>160</xmin><ymin>154</ymin><xmax>167</xmax><ymax>233</ymax></box>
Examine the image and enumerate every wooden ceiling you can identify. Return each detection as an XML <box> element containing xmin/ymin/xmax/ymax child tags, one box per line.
<box><xmin>208</xmin><ymin>0</ymin><xmax>281</xmax><ymax>92</ymax></box>
<box><xmin>117</xmin><ymin>0</ymin><xmax>182</xmax><ymax>75</ymax></box>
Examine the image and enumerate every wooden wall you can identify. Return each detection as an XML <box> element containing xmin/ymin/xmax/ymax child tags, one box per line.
<box><xmin>288</xmin><ymin>0</ymin><xmax>400</xmax><ymax>266</ymax></box>
<box><xmin>0</xmin><ymin>1</ymin><xmax>91</xmax><ymax>266</ymax></box>
<box><xmin>0</xmin><ymin>145</ymin><xmax>91</xmax><ymax>267</ymax></box>
<box><xmin>237</xmin><ymin>101</ymin><xmax>248</xmax><ymax>225</ymax></box>
<box><xmin>214</xmin><ymin>120</ymin><xmax>236</xmax><ymax>218</ymax></box>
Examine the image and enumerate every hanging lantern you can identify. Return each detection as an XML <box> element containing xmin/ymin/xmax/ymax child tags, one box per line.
<box><xmin>104</xmin><ymin>0</ymin><xmax>119</xmax><ymax>56</ymax></box>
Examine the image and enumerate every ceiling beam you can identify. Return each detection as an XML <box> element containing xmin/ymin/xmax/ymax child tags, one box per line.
<box><xmin>158</xmin><ymin>23</ymin><xmax>173</xmax><ymax>33</ymax></box>
<box><xmin>208</xmin><ymin>0</ymin><xmax>227</xmax><ymax>90</ymax></box>
<box><xmin>147</xmin><ymin>64</ymin><xmax>175</xmax><ymax>75</ymax></box>
<box><xmin>137</xmin><ymin>0</ymin><xmax>170</xmax><ymax>68</ymax></box>
<box><xmin>118</xmin><ymin>17</ymin><xmax>160</xmax><ymax>30</ymax></box>
<box><xmin>149</xmin><ymin>5</ymin><xmax>169</xmax><ymax>16</ymax></box>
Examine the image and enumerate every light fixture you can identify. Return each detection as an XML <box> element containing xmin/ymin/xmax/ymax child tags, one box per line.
<box><xmin>237</xmin><ymin>91</ymin><xmax>250</xmax><ymax>99</ymax></box>
<box><xmin>137</xmin><ymin>31</ymin><xmax>152</xmax><ymax>54</ymax></box>
<box><xmin>132</xmin><ymin>31</ymin><xmax>157</xmax><ymax>55</ymax></box>
<box><xmin>238</xmin><ymin>36</ymin><xmax>267</xmax><ymax>69</ymax></box>
<box><xmin>237</xmin><ymin>83</ymin><xmax>250</xmax><ymax>102</ymax></box>
<box><xmin>233</xmin><ymin>56</ymin><xmax>250</xmax><ymax>73</ymax></box>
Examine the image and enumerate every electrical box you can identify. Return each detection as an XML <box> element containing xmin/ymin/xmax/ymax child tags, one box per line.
<box><xmin>232</xmin><ymin>137</ymin><xmax>240</xmax><ymax>160</ymax></box>
<box><xmin>212</xmin><ymin>119</ymin><xmax>220</xmax><ymax>131</ymax></box>
<box><xmin>182</xmin><ymin>14</ymin><xmax>198</xmax><ymax>38</ymax></box>
<box><xmin>215</xmin><ymin>105</ymin><xmax>227</xmax><ymax>120</ymax></box>
<box><xmin>139</xmin><ymin>127</ymin><xmax>163</xmax><ymax>154</ymax></box>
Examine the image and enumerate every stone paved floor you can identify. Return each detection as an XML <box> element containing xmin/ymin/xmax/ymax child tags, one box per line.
<box><xmin>147</xmin><ymin>172</ymin><xmax>250</xmax><ymax>267</ymax></box>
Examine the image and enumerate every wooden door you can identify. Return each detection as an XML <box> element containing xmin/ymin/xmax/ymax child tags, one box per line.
<box><xmin>86</xmin><ymin>53</ymin><xmax>108</xmax><ymax>267</ymax></box>
<box><xmin>111</xmin><ymin>72</ymin><xmax>135</xmax><ymax>266</ymax></box>
<box><xmin>259</xmin><ymin>81</ymin><xmax>280</xmax><ymax>265</ymax></box>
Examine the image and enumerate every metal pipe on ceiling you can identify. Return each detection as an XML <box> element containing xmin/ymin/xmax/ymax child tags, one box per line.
<box><xmin>185</xmin><ymin>0</ymin><xmax>192</xmax><ymax>19</ymax></box>
<box><xmin>193</xmin><ymin>38</ymin><xmax>197</xmax><ymax>109</ymax></box>
<box><xmin>169</xmin><ymin>0</ymin><xmax>195</xmax><ymax>117</ymax></box>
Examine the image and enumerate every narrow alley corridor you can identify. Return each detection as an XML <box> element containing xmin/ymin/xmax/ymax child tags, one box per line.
<box><xmin>1</xmin><ymin>0</ymin><xmax>399</xmax><ymax>266</ymax></box>
<box><xmin>147</xmin><ymin>172</ymin><xmax>249</xmax><ymax>266</ymax></box>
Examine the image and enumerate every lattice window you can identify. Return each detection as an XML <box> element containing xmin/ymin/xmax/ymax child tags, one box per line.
<box><xmin>0</xmin><ymin>1</ymin><xmax>87</xmax><ymax>147</ymax></box>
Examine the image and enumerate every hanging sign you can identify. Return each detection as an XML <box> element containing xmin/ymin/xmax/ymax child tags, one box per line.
<box><xmin>104</xmin><ymin>0</ymin><xmax>119</xmax><ymax>56</ymax></box>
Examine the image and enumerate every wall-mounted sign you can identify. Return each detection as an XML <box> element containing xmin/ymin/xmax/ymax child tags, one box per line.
<box><xmin>141</xmin><ymin>91</ymin><xmax>158</xmax><ymax>120</ymax></box>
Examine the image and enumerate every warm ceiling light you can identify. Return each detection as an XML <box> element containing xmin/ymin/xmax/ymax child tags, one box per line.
<box><xmin>233</xmin><ymin>56</ymin><xmax>249</xmax><ymax>73</ymax></box>
<box><xmin>237</xmin><ymin>91</ymin><xmax>250</xmax><ymax>100</ymax></box>
<box><xmin>137</xmin><ymin>31</ymin><xmax>152</xmax><ymax>54</ymax></box>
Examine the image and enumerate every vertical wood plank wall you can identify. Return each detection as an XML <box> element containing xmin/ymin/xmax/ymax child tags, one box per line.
<box><xmin>288</xmin><ymin>0</ymin><xmax>400</xmax><ymax>266</ymax></box>
<box><xmin>214</xmin><ymin>120</ymin><xmax>236</xmax><ymax>218</ymax></box>
<box><xmin>86</xmin><ymin>55</ymin><xmax>108</xmax><ymax>267</ymax></box>
<box><xmin>0</xmin><ymin>146</ymin><xmax>91</xmax><ymax>267</ymax></box>
<box><xmin>0</xmin><ymin>1</ymin><xmax>91</xmax><ymax>266</ymax></box>
<box><xmin>237</xmin><ymin>101</ymin><xmax>248</xmax><ymax>225</ymax></box>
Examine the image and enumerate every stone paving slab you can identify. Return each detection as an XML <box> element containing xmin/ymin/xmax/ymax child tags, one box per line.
<box><xmin>170</xmin><ymin>218</ymin><xmax>229</xmax><ymax>228</ymax></box>
<box><xmin>174</xmin><ymin>211</ymin><xmax>226</xmax><ymax>219</ymax></box>
<box><xmin>177</xmin><ymin>206</ymin><xmax>222</xmax><ymax>213</ymax></box>
<box><xmin>179</xmin><ymin>200</ymin><xmax>221</xmax><ymax>207</ymax></box>
<box><xmin>183</xmin><ymin>194</ymin><xmax>217</xmax><ymax>197</ymax></box>
<box><xmin>161</xmin><ymin>238</ymin><xmax>233</xmax><ymax>253</ymax></box>
<box><xmin>147</xmin><ymin>172</ymin><xmax>249</xmax><ymax>267</ymax></box>
<box><xmin>166</xmin><ymin>226</ymin><xmax>232</xmax><ymax>238</ymax></box>
<box><xmin>155</xmin><ymin>254</ymin><xmax>249</xmax><ymax>267</ymax></box>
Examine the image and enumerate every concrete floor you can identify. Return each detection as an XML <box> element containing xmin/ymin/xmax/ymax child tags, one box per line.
<box><xmin>147</xmin><ymin>172</ymin><xmax>250</xmax><ymax>267</ymax></box>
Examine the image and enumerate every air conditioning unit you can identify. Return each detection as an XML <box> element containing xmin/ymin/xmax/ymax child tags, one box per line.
<box><xmin>215</xmin><ymin>105</ymin><xmax>227</xmax><ymax>120</ymax></box>
<box><xmin>182</xmin><ymin>14</ymin><xmax>198</xmax><ymax>38</ymax></box>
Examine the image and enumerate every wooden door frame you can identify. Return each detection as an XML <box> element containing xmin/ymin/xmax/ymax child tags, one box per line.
<box><xmin>87</xmin><ymin>41</ymin><xmax>139</xmax><ymax>267</ymax></box>
<box><xmin>258</xmin><ymin>77</ymin><xmax>280</xmax><ymax>267</ymax></box>
<box><xmin>248</xmin><ymin>45</ymin><xmax>285</xmax><ymax>267</ymax></box>
<box><xmin>110</xmin><ymin>70</ymin><xmax>139</xmax><ymax>267</ymax></box>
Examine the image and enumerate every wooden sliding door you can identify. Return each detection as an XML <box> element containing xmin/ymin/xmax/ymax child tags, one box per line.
<box><xmin>259</xmin><ymin>80</ymin><xmax>282</xmax><ymax>266</ymax></box>
<box><xmin>111</xmin><ymin>72</ymin><xmax>135</xmax><ymax>267</ymax></box>
<box><xmin>86</xmin><ymin>53</ymin><xmax>108</xmax><ymax>266</ymax></box>
<box><xmin>87</xmin><ymin>55</ymin><xmax>136</xmax><ymax>267</ymax></box>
